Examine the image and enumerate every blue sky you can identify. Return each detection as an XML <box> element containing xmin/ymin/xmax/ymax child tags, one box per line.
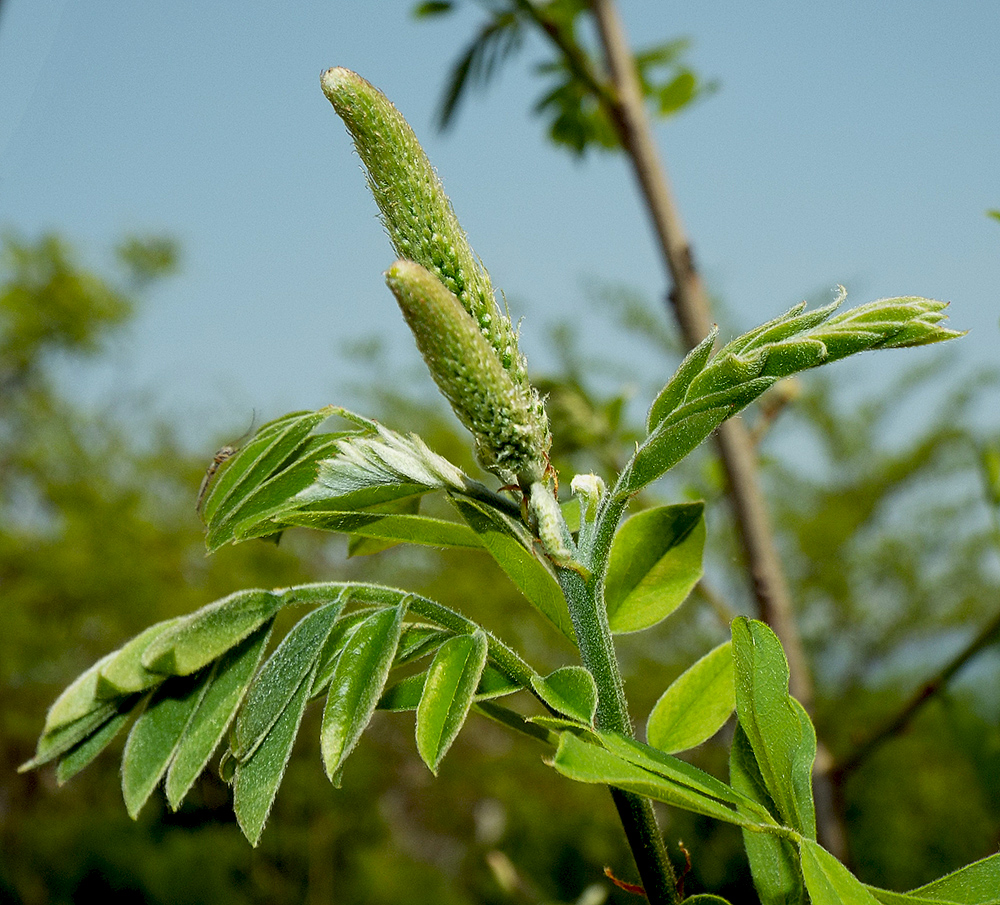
<box><xmin>2</xmin><ymin>1</ymin><xmax>997</xmax><ymax>444</ymax></box>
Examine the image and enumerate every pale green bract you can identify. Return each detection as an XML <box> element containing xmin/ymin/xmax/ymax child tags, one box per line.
<box><xmin>296</xmin><ymin>418</ymin><xmax>470</xmax><ymax>501</ymax></box>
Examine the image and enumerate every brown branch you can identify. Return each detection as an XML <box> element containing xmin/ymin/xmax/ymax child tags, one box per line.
<box><xmin>833</xmin><ymin>609</ymin><xmax>1000</xmax><ymax>781</ymax></box>
<box><xmin>585</xmin><ymin>0</ymin><xmax>851</xmax><ymax>860</ymax></box>
<box><xmin>585</xmin><ymin>0</ymin><xmax>812</xmax><ymax>701</ymax></box>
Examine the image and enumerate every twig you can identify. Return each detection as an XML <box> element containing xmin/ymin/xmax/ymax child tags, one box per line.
<box><xmin>833</xmin><ymin>609</ymin><xmax>1000</xmax><ymax>780</ymax></box>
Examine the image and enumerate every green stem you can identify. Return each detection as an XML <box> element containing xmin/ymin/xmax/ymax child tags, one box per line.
<box><xmin>474</xmin><ymin>700</ymin><xmax>559</xmax><ymax>747</ymax></box>
<box><xmin>557</xmin><ymin>567</ymin><xmax>679</xmax><ymax>905</ymax></box>
<box><xmin>557</xmin><ymin>569</ymin><xmax>627</xmax><ymax>730</ymax></box>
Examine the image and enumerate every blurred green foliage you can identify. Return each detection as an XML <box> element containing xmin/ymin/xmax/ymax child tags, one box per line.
<box><xmin>3</xmin><ymin>232</ymin><xmax>999</xmax><ymax>902</ymax></box>
<box><xmin>413</xmin><ymin>0</ymin><xmax>716</xmax><ymax>155</ymax></box>
<box><xmin>0</xmin><ymin>232</ymin><xmax>636</xmax><ymax>904</ymax></box>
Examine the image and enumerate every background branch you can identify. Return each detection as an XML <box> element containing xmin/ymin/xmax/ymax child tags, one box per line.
<box><xmin>586</xmin><ymin>0</ymin><xmax>846</xmax><ymax>859</ymax></box>
<box><xmin>833</xmin><ymin>608</ymin><xmax>1000</xmax><ymax>781</ymax></box>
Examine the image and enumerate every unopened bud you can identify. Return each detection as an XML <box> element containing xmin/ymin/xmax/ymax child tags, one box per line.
<box><xmin>385</xmin><ymin>261</ymin><xmax>550</xmax><ymax>486</ymax></box>
<box><xmin>320</xmin><ymin>67</ymin><xmax>529</xmax><ymax>389</ymax></box>
<box><xmin>570</xmin><ymin>473</ymin><xmax>606</xmax><ymax>522</ymax></box>
<box><xmin>528</xmin><ymin>482</ymin><xmax>575</xmax><ymax>566</ymax></box>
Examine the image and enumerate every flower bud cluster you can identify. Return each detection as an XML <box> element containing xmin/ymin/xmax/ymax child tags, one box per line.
<box><xmin>386</xmin><ymin>261</ymin><xmax>549</xmax><ymax>486</ymax></box>
<box><xmin>321</xmin><ymin>70</ymin><xmax>525</xmax><ymax>377</ymax></box>
<box><xmin>322</xmin><ymin>68</ymin><xmax>551</xmax><ymax>487</ymax></box>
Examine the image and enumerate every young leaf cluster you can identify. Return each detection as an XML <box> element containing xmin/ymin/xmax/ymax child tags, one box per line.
<box><xmin>415</xmin><ymin>0</ymin><xmax>716</xmax><ymax>155</ymax></box>
<box><xmin>616</xmin><ymin>291</ymin><xmax>963</xmax><ymax>498</ymax></box>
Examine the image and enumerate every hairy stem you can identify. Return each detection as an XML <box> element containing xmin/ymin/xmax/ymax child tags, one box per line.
<box><xmin>558</xmin><ymin>567</ymin><xmax>679</xmax><ymax>904</ymax></box>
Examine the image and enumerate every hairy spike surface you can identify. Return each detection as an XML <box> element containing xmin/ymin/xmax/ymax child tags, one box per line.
<box><xmin>320</xmin><ymin>67</ymin><xmax>527</xmax><ymax>384</ymax></box>
<box><xmin>385</xmin><ymin>260</ymin><xmax>550</xmax><ymax>486</ymax></box>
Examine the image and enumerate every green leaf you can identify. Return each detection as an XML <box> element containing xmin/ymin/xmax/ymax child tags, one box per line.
<box><xmin>868</xmin><ymin>891</ymin><xmax>963</xmax><ymax>905</ymax></box>
<box><xmin>378</xmin><ymin>664</ymin><xmax>522</xmax><ymax>712</ymax></box>
<box><xmin>790</xmin><ymin>699</ymin><xmax>818</xmax><ymax>832</ymax></box>
<box><xmin>800</xmin><ymin>839</ymin><xmax>881</xmax><ymax>905</ymax></box>
<box><xmin>394</xmin><ymin>624</ymin><xmax>453</xmax><ymax>665</ymax></box>
<box><xmin>233</xmin><ymin>660</ymin><xmax>317</xmax><ymax>846</ymax></box>
<box><xmin>39</xmin><ymin>652</ymin><xmax>116</xmax><ymax>734</ymax></box>
<box><xmin>164</xmin><ymin>622</ymin><xmax>273</xmax><ymax>809</ymax></box>
<box><xmin>732</xmin><ymin>617</ymin><xmax>816</xmax><ymax>839</ymax></box>
<box><xmin>378</xmin><ymin>673</ymin><xmax>427</xmax><ymax>711</ymax></box>
<box><xmin>201</xmin><ymin>406</ymin><xmax>336</xmax><ymax>527</ymax></box>
<box><xmin>530</xmin><ymin>714</ymin><xmax>598</xmax><ymax>734</ymax></box>
<box><xmin>55</xmin><ymin>709</ymin><xmax>133</xmax><ymax>784</ymax></box>
<box><xmin>730</xmin><ymin>723</ymin><xmax>804</xmax><ymax>905</ymax></box>
<box><xmin>476</xmin><ymin>665</ymin><xmax>524</xmax><ymax>699</ymax></box>
<box><xmin>413</xmin><ymin>1</ymin><xmax>454</xmax><ymax>17</ymax></box>
<box><xmin>321</xmin><ymin>603</ymin><xmax>407</xmax><ymax>778</ymax></box>
<box><xmin>142</xmin><ymin>588</ymin><xmax>284</xmax><ymax>676</ymax></box>
<box><xmin>605</xmin><ymin>502</ymin><xmax>705</xmax><ymax>633</ymax></box>
<box><xmin>670</xmin><ymin>376</ymin><xmax>778</xmax><ymax>422</ymax></box>
<box><xmin>274</xmin><ymin>508</ymin><xmax>482</xmax><ymax>550</ymax></box>
<box><xmin>96</xmin><ymin>619</ymin><xmax>183</xmax><ymax>697</ymax></box>
<box><xmin>21</xmin><ymin>700</ymin><xmax>123</xmax><ymax>771</ymax></box>
<box><xmin>121</xmin><ymin>670</ymin><xmax>212</xmax><ymax>818</ymax></box>
<box><xmin>758</xmin><ymin>339</ymin><xmax>828</xmax><ymax>378</ymax></box>
<box><xmin>724</xmin><ymin>301</ymin><xmax>826</xmax><ymax>355</ymax></box>
<box><xmin>347</xmin><ymin>494</ymin><xmax>421</xmax><ymax>556</ymax></box>
<box><xmin>208</xmin><ymin>435</ymin><xmax>348</xmax><ymax>548</ymax></box>
<box><xmin>450</xmin><ymin>496</ymin><xmax>575</xmax><ymax>641</ymax></box>
<box><xmin>310</xmin><ymin>610</ymin><xmax>376</xmax><ymax>696</ymax></box>
<box><xmin>297</xmin><ymin>479</ymin><xmax>429</xmax><ymax>515</ymax></box>
<box><xmin>684</xmin><ymin>350</ymin><xmax>766</xmax><ymax>401</ymax></box>
<box><xmin>908</xmin><ymin>852</ymin><xmax>1000</xmax><ymax>903</ymax></box>
<box><xmin>550</xmin><ymin>732</ymin><xmax>759</xmax><ymax>828</ymax></box>
<box><xmin>597</xmin><ymin>731</ymin><xmax>766</xmax><ymax>817</ymax></box>
<box><xmin>646</xmin><ymin>640</ymin><xmax>734</xmax><ymax>753</ymax></box>
<box><xmin>416</xmin><ymin>629</ymin><xmax>488</xmax><ymax>773</ymax></box>
<box><xmin>530</xmin><ymin>666</ymin><xmax>598</xmax><ymax>723</ymax></box>
<box><xmin>232</xmin><ymin>598</ymin><xmax>346</xmax><ymax>761</ymax></box>
<box><xmin>647</xmin><ymin>327</ymin><xmax>718</xmax><ymax>431</ymax></box>
<box><xmin>623</xmin><ymin>407</ymin><xmax>729</xmax><ymax>495</ymax></box>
